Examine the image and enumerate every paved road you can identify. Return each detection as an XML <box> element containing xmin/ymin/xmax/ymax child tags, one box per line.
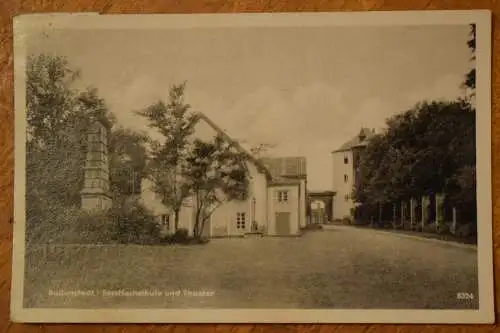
<box><xmin>25</xmin><ymin>225</ymin><xmax>478</xmax><ymax>309</ymax></box>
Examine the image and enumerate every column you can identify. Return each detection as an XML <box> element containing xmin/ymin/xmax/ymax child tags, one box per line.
<box><xmin>452</xmin><ymin>207</ymin><xmax>458</xmax><ymax>235</ymax></box>
<box><xmin>421</xmin><ymin>195</ymin><xmax>429</xmax><ymax>231</ymax></box>
<box><xmin>435</xmin><ymin>193</ymin><xmax>445</xmax><ymax>227</ymax></box>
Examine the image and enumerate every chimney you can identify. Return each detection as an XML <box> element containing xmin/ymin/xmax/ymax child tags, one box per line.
<box><xmin>358</xmin><ymin>128</ymin><xmax>366</xmax><ymax>141</ymax></box>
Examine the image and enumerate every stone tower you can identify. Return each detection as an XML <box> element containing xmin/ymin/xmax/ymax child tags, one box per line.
<box><xmin>81</xmin><ymin>117</ymin><xmax>112</xmax><ymax>211</ymax></box>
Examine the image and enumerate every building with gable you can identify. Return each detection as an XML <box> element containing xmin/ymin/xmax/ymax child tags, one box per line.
<box><xmin>331</xmin><ymin>127</ymin><xmax>375</xmax><ymax>220</ymax></box>
<box><xmin>140</xmin><ymin>112</ymin><xmax>308</xmax><ymax>238</ymax></box>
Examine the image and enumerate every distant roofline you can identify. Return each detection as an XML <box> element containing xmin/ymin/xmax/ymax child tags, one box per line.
<box><xmin>259</xmin><ymin>156</ymin><xmax>307</xmax><ymax>180</ymax></box>
<box><xmin>331</xmin><ymin>127</ymin><xmax>376</xmax><ymax>153</ymax></box>
<box><xmin>331</xmin><ymin>142</ymin><xmax>370</xmax><ymax>154</ymax></box>
<box><xmin>268</xmin><ymin>180</ymin><xmax>301</xmax><ymax>187</ymax></box>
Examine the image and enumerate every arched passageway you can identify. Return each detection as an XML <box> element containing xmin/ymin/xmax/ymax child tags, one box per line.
<box><xmin>307</xmin><ymin>191</ymin><xmax>335</xmax><ymax>224</ymax></box>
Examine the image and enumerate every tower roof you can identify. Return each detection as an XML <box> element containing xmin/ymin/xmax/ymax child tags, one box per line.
<box><xmin>332</xmin><ymin>127</ymin><xmax>375</xmax><ymax>153</ymax></box>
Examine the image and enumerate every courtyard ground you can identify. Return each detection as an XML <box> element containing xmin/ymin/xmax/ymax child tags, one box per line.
<box><xmin>23</xmin><ymin>225</ymin><xmax>479</xmax><ymax>309</ymax></box>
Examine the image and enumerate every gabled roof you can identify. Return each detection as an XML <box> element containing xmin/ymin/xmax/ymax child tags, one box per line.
<box><xmin>193</xmin><ymin>112</ymin><xmax>272</xmax><ymax>180</ymax></box>
<box><xmin>260</xmin><ymin>157</ymin><xmax>307</xmax><ymax>180</ymax></box>
<box><xmin>332</xmin><ymin>127</ymin><xmax>375</xmax><ymax>153</ymax></box>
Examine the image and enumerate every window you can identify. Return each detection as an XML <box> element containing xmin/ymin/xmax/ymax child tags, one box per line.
<box><xmin>89</xmin><ymin>152</ymin><xmax>101</xmax><ymax>161</ymax></box>
<box><xmin>161</xmin><ymin>215</ymin><xmax>170</xmax><ymax>229</ymax></box>
<box><xmin>236</xmin><ymin>212</ymin><xmax>246</xmax><ymax>230</ymax></box>
<box><xmin>344</xmin><ymin>194</ymin><xmax>349</xmax><ymax>202</ymax></box>
<box><xmin>277</xmin><ymin>190</ymin><xmax>289</xmax><ymax>203</ymax></box>
<box><xmin>344</xmin><ymin>174</ymin><xmax>348</xmax><ymax>183</ymax></box>
<box><xmin>344</xmin><ymin>155</ymin><xmax>349</xmax><ymax>164</ymax></box>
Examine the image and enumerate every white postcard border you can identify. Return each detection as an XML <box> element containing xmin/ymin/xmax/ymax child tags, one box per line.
<box><xmin>11</xmin><ymin>10</ymin><xmax>494</xmax><ymax>324</ymax></box>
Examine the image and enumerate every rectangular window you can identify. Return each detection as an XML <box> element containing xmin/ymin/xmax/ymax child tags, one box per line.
<box><xmin>276</xmin><ymin>190</ymin><xmax>289</xmax><ymax>203</ymax></box>
<box><xmin>344</xmin><ymin>155</ymin><xmax>349</xmax><ymax>164</ymax></box>
<box><xmin>161</xmin><ymin>215</ymin><xmax>170</xmax><ymax>229</ymax></box>
<box><xmin>344</xmin><ymin>174</ymin><xmax>348</xmax><ymax>183</ymax></box>
<box><xmin>89</xmin><ymin>152</ymin><xmax>101</xmax><ymax>161</ymax></box>
<box><xmin>236</xmin><ymin>212</ymin><xmax>246</xmax><ymax>230</ymax></box>
<box><xmin>344</xmin><ymin>194</ymin><xmax>349</xmax><ymax>202</ymax></box>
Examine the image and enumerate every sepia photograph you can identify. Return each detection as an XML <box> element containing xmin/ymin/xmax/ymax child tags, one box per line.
<box><xmin>11</xmin><ymin>11</ymin><xmax>493</xmax><ymax>323</ymax></box>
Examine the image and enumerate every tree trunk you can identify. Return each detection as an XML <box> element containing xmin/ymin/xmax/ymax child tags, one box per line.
<box><xmin>392</xmin><ymin>203</ymin><xmax>397</xmax><ymax>229</ymax></box>
<box><xmin>378</xmin><ymin>203</ymin><xmax>383</xmax><ymax>227</ymax></box>
<box><xmin>400</xmin><ymin>201</ymin><xmax>405</xmax><ymax>224</ymax></box>
<box><xmin>421</xmin><ymin>195</ymin><xmax>428</xmax><ymax>232</ymax></box>
<box><xmin>409</xmin><ymin>197</ymin><xmax>415</xmax><ymax>230</ymax></box>
<box><xmin>199</xmin><ymin>215</ymin><xmax>208</xmax><ymax>238</ymax></box>
<box><xmin>174</xmin><ymin>208</ymin><xmax>180</xmax><ymax>232</ymax></box>
<box><xmin>193</xmin><ymin>208</ymin><xmax>201</xmax><ymax>238</ymax></box>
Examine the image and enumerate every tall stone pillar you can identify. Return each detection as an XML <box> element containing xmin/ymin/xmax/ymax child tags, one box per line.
<box><xmin>81</xmin><ymin>118</ymin><xmax>112</xmax><ymax>211</ymax></box>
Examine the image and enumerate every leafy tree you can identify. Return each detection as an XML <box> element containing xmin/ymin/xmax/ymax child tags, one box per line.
<box><xmin>463</xmin><ymin>24</ymin><xmax>476</xmax><ymax>93</ymax></box>
<box><xmin>26</xmin><ymin>53</ymin><xmax>80</xmax><ymax>147</ymax></box>
<box><xmin>353</xmin><ymin>100</ymin><xmax>475</xmax><ymax>224</ymax></box>
<box><xmin>108</xmin><ymin>127</ymin><xmax>149</xmax><ymax>202</ymax></box>
<box><xmin>108</xmin><ymin>196</ymin><xmax>161</xmax><ymax>244</ymax></box>
<box><xmin>136</xmin><ymin>83</ymin><xmax>197</xmax><ymax>231</ymax></box>
<box><xmin>183</xmin><ymin>134</ymin><xmax>249</xmax><ymax>238</ymax></box>
<box><xmin>26</xmin><ymin>54</ymin><xmax>84</xmax><ymax>220</ymax></box>
<box><xmin>353</xmin><ymin>133</ymin><xmax>391</xmax><ymax>204</ymax></box>
<box><xmin>26</xmin><ymin>53</ymin><xmax>115</xmax><ymax>243</ymax></box>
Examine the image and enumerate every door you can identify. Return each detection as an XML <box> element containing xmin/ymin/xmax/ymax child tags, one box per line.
<box><xmin>275</xmin><ymin>212</ymin><xmax>291</xmax><ymax>235</ymax></box>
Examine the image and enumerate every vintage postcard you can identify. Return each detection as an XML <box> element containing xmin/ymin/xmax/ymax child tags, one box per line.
<box><xmin>11</xmin><ymin>10</ymin><xmax>493</xmax><ymax>323</ymax></box>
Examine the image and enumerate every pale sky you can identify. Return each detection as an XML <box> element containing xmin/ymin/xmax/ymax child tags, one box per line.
<box><xmin>27</xmin><ymin>25</ymin><xmax>472</xmax><ymax>191</ymax></box>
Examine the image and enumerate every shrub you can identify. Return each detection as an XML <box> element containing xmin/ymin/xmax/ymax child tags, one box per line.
<box><xmin>436</xmin><ymin>222</ymin><xmax>451</xmax><ymax>235</ymax></box>
<box><xmin>171</xmin><ymin>228</ymin><xmax>190</xmax><ymax>243</ymax></box>
<box><xmin>109</xmin><ymin>198</ymin><xmax>161</xmax><ymax>245</ymax></box>
<box><xmin>26</xmin><ymin>200</ymin><xmax>82</xmax><ymax>245</ymax></box>
<box><xmin>72</xmin><ymin>209</ymin><xmax>117</xmax><ymax>244</ymax></box>
<box><xmin>26</xmin><ymin>200</ymin><xmax>118</xmax><ymax>245</ymax></box>
<box><xmin>160</xmin><ymin>228</ymin><xmax>211</xmax><ymax>245</ymax></box>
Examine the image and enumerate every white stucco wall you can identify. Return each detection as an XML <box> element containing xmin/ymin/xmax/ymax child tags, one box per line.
<box><xmin>141</xmin><ymin>116</ymin><xmax>270</xmax><ymax>238</ymax></box>
<box><xmin>332</xmin><ymin>150</ymin><xmax>355</xmax><ymax>220</ymax></box>
<box><xmin>140</xmin><ymin>178</ymin><xmax>194</xmax><ymax>236</ymax></box>
<box><xmin>267</xmin><ymin>185</ymin><xmax>300</xmax><ymax>236</ymax></box>
<box><xmin>140</xmin><ymin>178</ymin><xmax>169</xmax><ymax>216</ymax></box>
<box><xmin>298</xmin><ymin>179</ymin><xmax>307</xmax><ymax>228</ymax></box>
<box><xmin>208</xmin><ymin>160</ymin><xmax>268</xmax><ymax>236</ymax></box>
